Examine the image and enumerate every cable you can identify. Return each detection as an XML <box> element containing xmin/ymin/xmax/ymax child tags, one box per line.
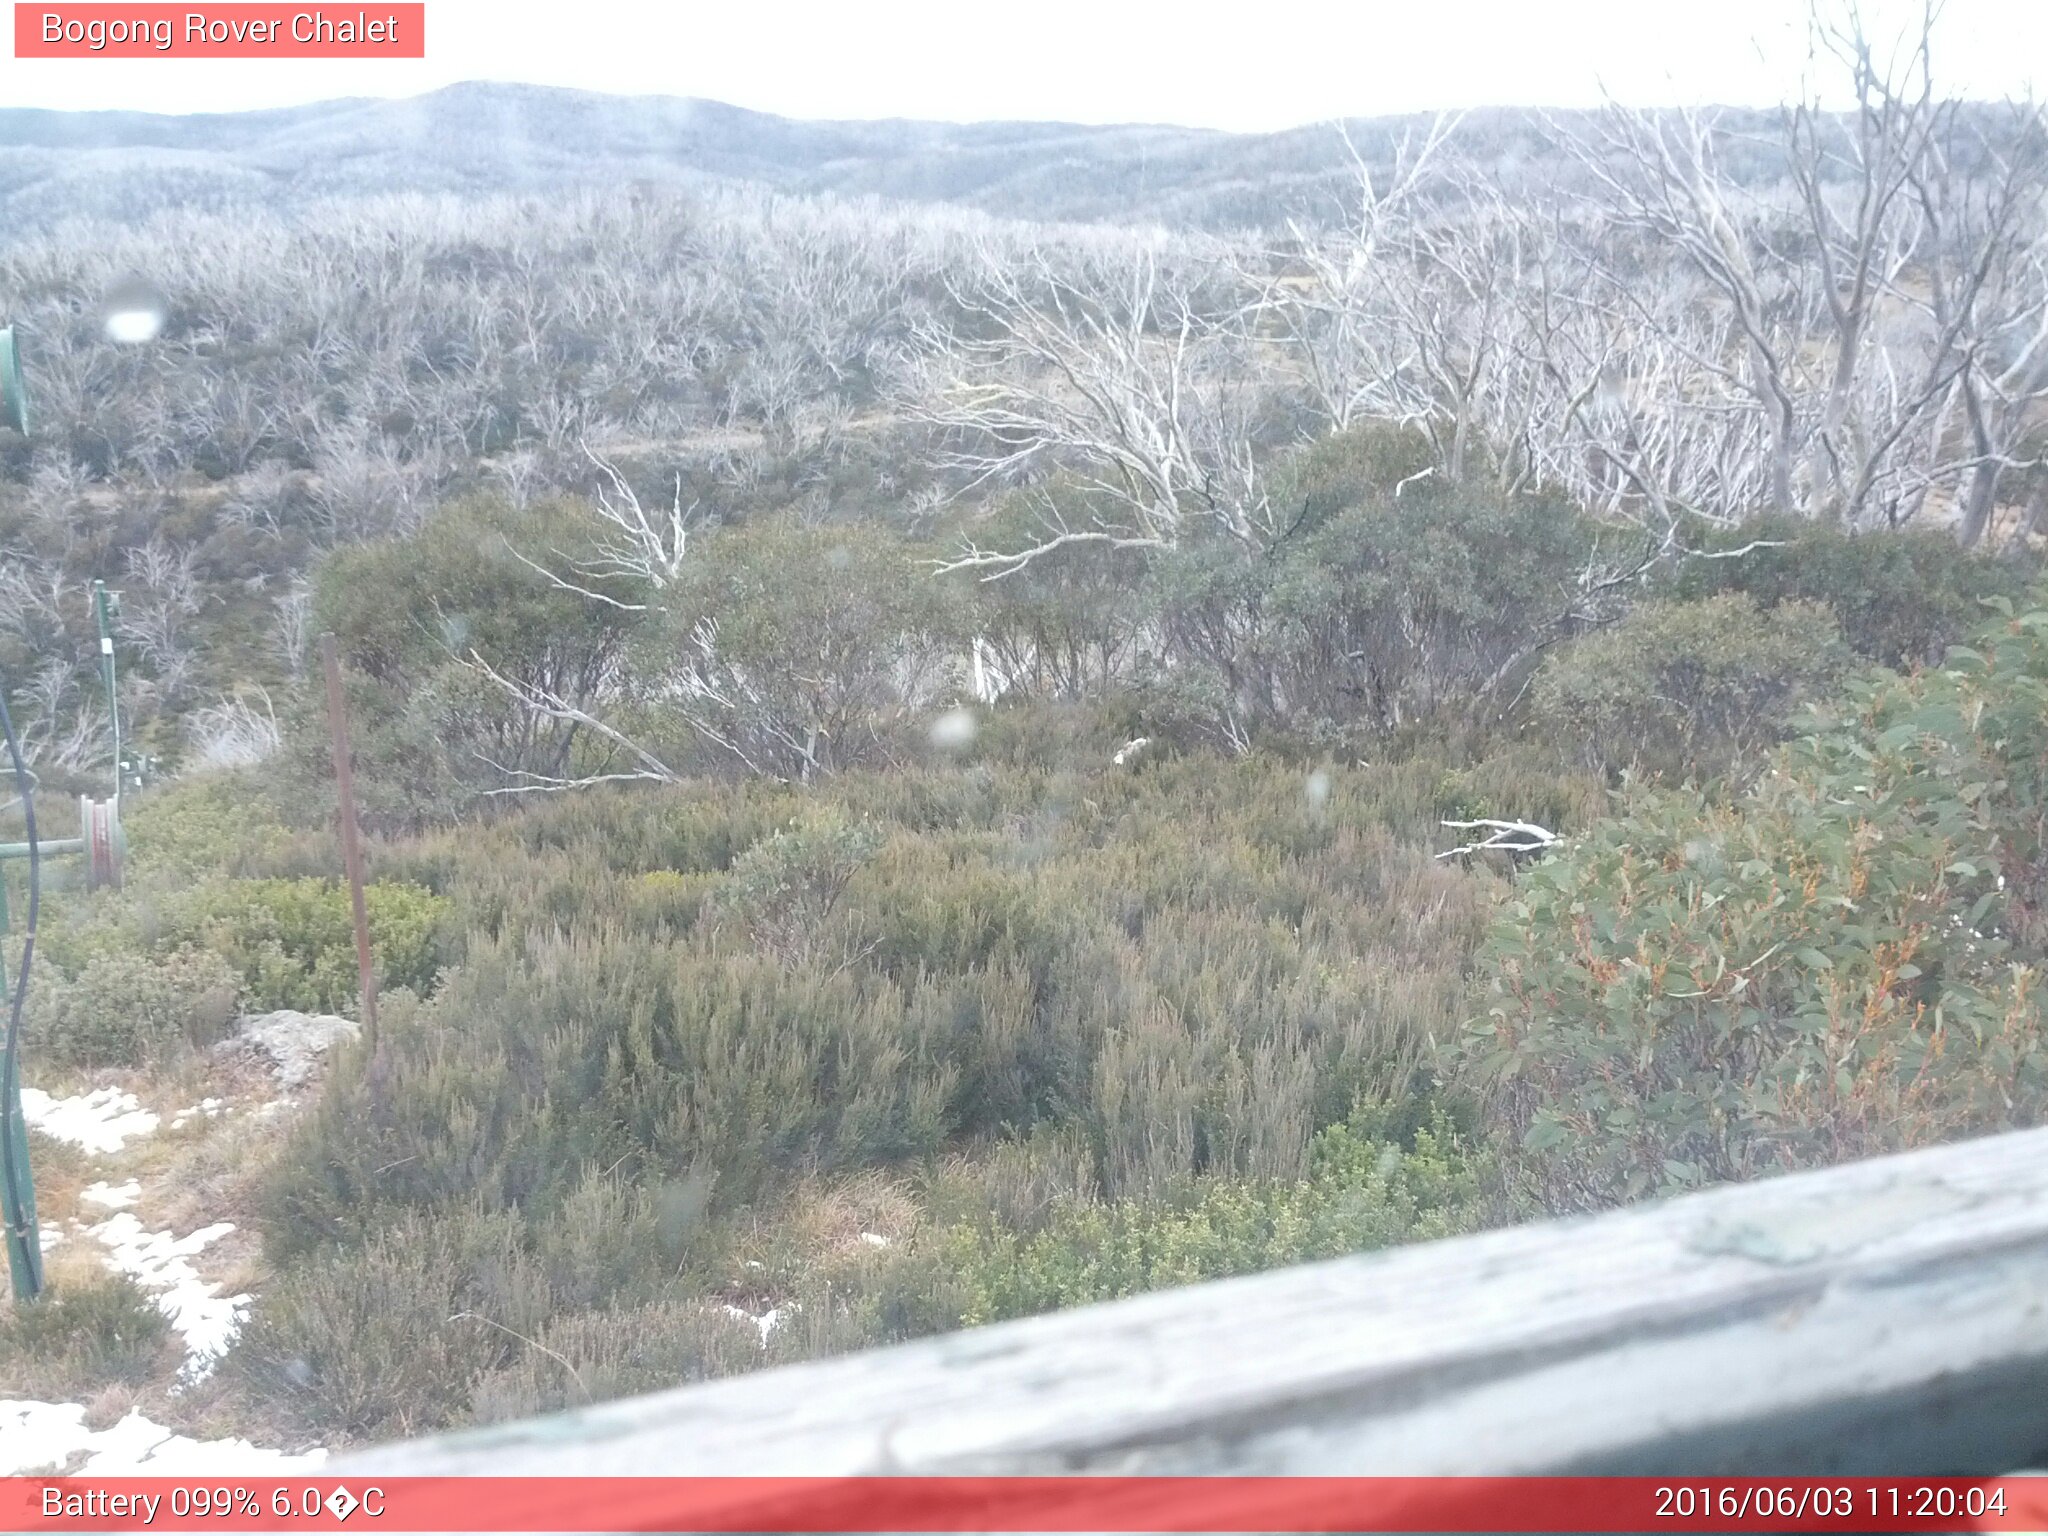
<box><xmin>0</xmin><ymin>681</ymin><xmax>42</xmax><ymax>1298</ymax></box>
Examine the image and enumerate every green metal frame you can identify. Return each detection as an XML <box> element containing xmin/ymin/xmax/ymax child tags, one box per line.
<box><xmin>0</xmin><ymin>327</ymin><xmax>141</xmax><ymax>1299</ymax></box>
<box><xmin>95</xmin><ymin>581</ymin><xmax>123</xmax><ymax>800</ymax></box>
<box><xmin>0</xmin><ymin>595</ymin><xmax>130</xmax><ymax>1301</ymax></box>
<box><xmin>1</xmin><ymin>873</ymin><xmax>42</xmax><ymax>1300</ymax></box>
<box><xmin>0</xmin><ymin>322</ymin><xmax>33</xmax><ymax>1299</ymax></box>
<box><xmin>0</xmin><ymin>327</ymin><xmax>26</xmax><ymax>436</ymax></box>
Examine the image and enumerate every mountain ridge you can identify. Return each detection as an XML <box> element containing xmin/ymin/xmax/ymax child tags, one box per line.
<box><xmin>0</xmin><ymin>80</ymin><xmax>1467</xmax><ymax>230</ymax></box>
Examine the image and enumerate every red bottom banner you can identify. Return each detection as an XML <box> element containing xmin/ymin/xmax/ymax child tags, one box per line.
<box><xmin>6</xmin><ymin>1475</ymin><xmax>2046</xmax><ymax>1533</ymax></box>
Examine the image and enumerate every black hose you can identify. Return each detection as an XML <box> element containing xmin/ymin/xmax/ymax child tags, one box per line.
<box><xmin>0</xmin><ymin>681</ymin><xmax>42</xmax><ymax>1298</ymax></box>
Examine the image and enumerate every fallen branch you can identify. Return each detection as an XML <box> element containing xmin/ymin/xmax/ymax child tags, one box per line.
<box><xmin>1435</xmin><ymin>818</ymin><xmax>1562</xmax><ymax>860</ymax></box>
<box><xmin>459</xmin><ymin>648</ymin><xmax>683</xmax><ymax>788</ymax></box>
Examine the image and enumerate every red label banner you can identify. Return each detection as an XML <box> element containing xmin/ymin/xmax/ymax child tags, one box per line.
<box><xmin>14</xmin><ymin>5</ymin><xmax>425</xmax><ymax>57</ymax></box>
<box><xmin>3</xmin><ymin>1476</ymin><xmax>2045</xmax><ymax>1532</ymax></box>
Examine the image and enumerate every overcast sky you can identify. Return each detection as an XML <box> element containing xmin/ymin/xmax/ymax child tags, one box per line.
<box><xmin>3</xmin><ymin>0</ymin><xmax>2043</xmax><ymax>127</ymax></box>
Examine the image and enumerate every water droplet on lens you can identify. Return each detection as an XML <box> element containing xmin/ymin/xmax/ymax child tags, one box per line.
<box><xmin>929</xmin><ymin>707</ymin><xmax>976</xmax><ymax>750</ymax></box>
<box><xmin>102</xmin><ymin>274</ymin><xmax>168</xmax><ymax>345</ymax></box>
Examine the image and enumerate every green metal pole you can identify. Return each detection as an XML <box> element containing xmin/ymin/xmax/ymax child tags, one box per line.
<box><xmin>93</xmin><ymin>581</ymin><xmax>120</xmax><ymax>803</ymax></box>
<box><xmin>0</xmin><ymin>322</ymin><xmax>44</xmax><ymax>1299</ymax></box>
<box><xmin>0</xmin><ymin>872</ymin><xmax>42</xmax><ymax>1301</ymax></box>
<box><xmin>0</xmin><ymin>839</ymin><xmax>82</xmax><ymax>859</ymax></box>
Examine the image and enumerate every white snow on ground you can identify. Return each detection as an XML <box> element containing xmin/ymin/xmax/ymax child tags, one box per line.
<box><xmin>11</xmin><ymin>1076</ymin><xmax>320</xmax><ymax>1471</ymax></box>
<box><xmin>723</xmin><ymin>1303</ymin><xmax>785</xmax><ymax>1346</ymax></box>
<box><xmin>0</xmin><ymin>1401</ymin><xmax>326</xmax><ymax>1475</ymax></box>
<box><xmin>20</xmin><ymin>1087</ymin><xmax>159</xmax><ymax>1154</ymax></box>
<box><xmin>170</xmin><ymin>1098</ymin><xmax>228</xmax><ymax>1130</ymax></box>
<box><xmin>858</xmin><ymin>1231</ymin><xmax>891</xmax><ymax>1248</ymax></box>
<box><xmin>87</xmin><ymin>1211</ymin><xmax>250</xmax><ymax>1383</ymax></box>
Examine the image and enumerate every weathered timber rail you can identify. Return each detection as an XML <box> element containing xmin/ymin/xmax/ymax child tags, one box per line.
<box><xmin>341</xmin><ymin>1126</ymin><xmax>2048</xmax><ymax>1478</ymax></box>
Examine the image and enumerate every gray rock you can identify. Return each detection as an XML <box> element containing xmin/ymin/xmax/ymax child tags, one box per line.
<box><xmin>219</xmin><ymin>1009</ymin><xmax>360</xmax><ymax>1092</ymax></box>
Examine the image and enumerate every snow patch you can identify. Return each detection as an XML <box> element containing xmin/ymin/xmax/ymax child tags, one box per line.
<box><xmin>723</xmin><ymin>1303</ymin><xmax>785</xmax><ymax>1347</ymax></box>
<box><xmin>858</xmin><ymin>1231</ymin><xmax>891</xmax><ymax>1248</ymax></box>
<box><xmin>81</xmin><ymin>1179</ymin><xmax>141</xmax><ymax>1210</ymax></box>
<box><xmin>86</xmin><ymin>1212</ymin><xmax>249</xmax><ymax>1383</ymax></box>
<box><xmin>20</xmin><ymin>1087</ymin><xmax>159</xmax><ymax>1154</ymax></box>
<box><xmin>170</xmin><ymin>1098</ymin><xmax>229</xmax><ymax>1130</ymax></box>
<box><xmin>0</xmin><ymin>1401</ymin><xmax>325</xmax><ymax>1475</ymax></box>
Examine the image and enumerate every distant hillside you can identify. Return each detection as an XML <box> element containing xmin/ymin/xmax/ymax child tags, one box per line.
<box><xmin>0</xmin><ymin>82</ymin><xmax>1579</xmax><ymax>232</ymax></box>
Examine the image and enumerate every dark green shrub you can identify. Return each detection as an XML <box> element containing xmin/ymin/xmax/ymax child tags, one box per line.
<box><xmin>262</xmin><ymin>936</ymin><xmax>963</xmax><ymax>1251</ymax></box>
<box><xmin>1141</xmin><ymin>426</ymin><xmax>1608</xmax><ymax>745</ymax></box>
<box><xmin>234</xmin><ymin>742</ymin><xmax>1578</xmax><ymax>1440</ymax></box>
<box><xmin>1533</xmin><ymin>594</ymin><xmax>1850</xmax><ymax>779</ymax></box>
<box><xmin>466</xmin><ymin>1301</ymin><xmax>762</xmax><ymax>1425</ymax></box>
<box><xmin>945</xmin><ymin>1110</ymin><xmax>1487</xmax><ymax>1325</ymax></box>
<box><xmin>121</xmin><ymin>771</ymin><xmax>295</xmax><ymax>882</ymax></box>
<box><xmin>306</xmin><ymin>496</ymin><xmax>647</xmax><ymax>827</ymax></box>
<box><xmin>962</xmin><ymin>698</ymin><xmax>1143</xmax><ymax>775</ymax></box>
<box><xmin>647</xmin><ymin>520</ymin><xmax>971</xmax><ymax>781</ymax></box>
<box><xmin>968</xmin><ymin>487</ymin><xmax>1156</xmax><ymax>701</ymax></box>
<box><xmin>25</xmin><ymin>947</ymin><xmax>241</xmax><ymax>1067</ymax></box>
<box><xmin>704</xmin><ymin>817</ymin><xmax>886</xmax><ymax>966</ymax></box>
<box><xmin>0</xmin><ymin>1270</ymin><xmax>176</xmax><ymax>1400</ymax></box>
<box><xmin>262</xmin><ymin>754</ymin><xmax>1509</xmax><ymax>1259</ymax></box>
<box><xmin>1667</xmin><ymin>517</ymin><xmax>2032</xmax><ymax>668</ymax></box>
<box><xmin>19</xmin><ymin>867</ymin><xmax>448</xmax><ymax>1063</ymax></box>
<box><xmin>224</xmin><ymin>1209</ymin><xmax>550</xmax><ymax>1442</ymax></box>
<box><xmin>790</xmin><ymin>1109</ymin><xmax>1489</xmax><ymax>1344</ymax></box>
<box><xmin>160</xmin><ymin>877</ymin><xmax>450</xmax><ymax>1013</ymax></box>
<box><xmin>317</xmin><ymin>496</ymin><xmax>647</xmax><ymax>691</ymax></box>
<box><xmin>1458</xmin><ymin>590</ymin><xmax>2048</xmax><ymax>1212</ymax></box>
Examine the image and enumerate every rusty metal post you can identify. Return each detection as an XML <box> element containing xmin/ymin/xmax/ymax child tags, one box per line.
<box><xmin>321</xmin><ymin>633</ymin><xmax>378</xmax><ymax>1051</ymax></box>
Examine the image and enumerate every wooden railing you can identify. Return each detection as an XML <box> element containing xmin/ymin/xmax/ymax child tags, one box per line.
<box><xmin>342</xmin><ymin>1126</ymin><xmax>2048</xmax><ymax>1479</ymax></box>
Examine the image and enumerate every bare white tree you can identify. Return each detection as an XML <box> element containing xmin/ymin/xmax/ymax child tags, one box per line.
<box><xmin>917</xmin><ymin>243</ymin><xmax>1274</xmax><ymax>577</ymax></box>
<box><xmin>121</xmin><ymin>535</ymin><xmax>204</xmax><ymax>701</ymax></box>
<box><xmin>1900</xmin><ymin>94</ymin><xmax>2048</xmax><ymax>544</ymax></box>
<box><xmin>458</xmin><ymin>647</ymin><xmax>688</xmax><ymax>794</ymax></box>
<box><xmin>273</xmin><ymin>581</ymin><xmax>313</xmax><ymax>679</ymax></box>
<box><xmin>187</xmin><ymin>690</ymin><xmax>284</xmax><ymax>770</ymax></box>
<box><xmin>1246</xmin><ymin>114</ymin><xmax>1464</xmax><ymax>438</ymax></box>
<box><xmin>1552</xmin><ymin>2</ymin><xmax>2047</xmax><ymax>537</ymax></box>
<box><xmin>498</xmin><ymin>444</ymin><xmax>700</xmax><ymax>613</ymax></box>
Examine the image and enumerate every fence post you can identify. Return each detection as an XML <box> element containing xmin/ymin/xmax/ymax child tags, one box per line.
<box><xmin>321</xmin><ymin>634</ymin><xmax>378</xmax><ymax>1051</ymax></box>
